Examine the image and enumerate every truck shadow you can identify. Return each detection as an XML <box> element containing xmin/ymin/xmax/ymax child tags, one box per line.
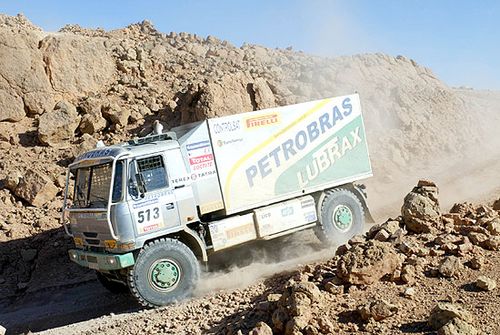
<box><xmin>0</xmin><ymin>227</ymin><xmax>139</xmax><ymax>334</ymax></box>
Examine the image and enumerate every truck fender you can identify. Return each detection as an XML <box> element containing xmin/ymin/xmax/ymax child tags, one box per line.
<box><xmin>317</xmin><ymin>184</ymin><xmax>375</xmax><ymax>223</ymax></box>
<box><xmin>178</xmin><ymin>228</ymin><xmax>208</xmax><ymax>262</ymax></box>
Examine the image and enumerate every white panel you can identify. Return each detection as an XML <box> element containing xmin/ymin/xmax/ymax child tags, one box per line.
<box><xmin>174</xmin><ymin>122</ymin><xmax>224</xmax><ymax>214</ymax></box>
<box><xmin>208</xmin><ymin>213</ymin><xmax>257</xmax><ymax>251</ymax></box>
<box><xmin>207</xmin><ymin>94</ymin><xmax>371</xmax><ymax>214</ymax></box>
<box><xmin>254</xmin><ymin>195</ymin><xmax>317</xmax><ymax>237</ymax></box>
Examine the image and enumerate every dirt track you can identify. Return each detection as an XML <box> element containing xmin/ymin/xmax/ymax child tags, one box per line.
<box><xmin>0</xmin><ymin>280</ymin><xmax>138</xmax><ymax>334</ymax></box>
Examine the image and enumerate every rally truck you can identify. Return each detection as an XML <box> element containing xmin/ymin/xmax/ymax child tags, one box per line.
<box><xmin>62</xmin><ymin>93</ymin><xmax>373</xmax><ymax>307</ymax></box>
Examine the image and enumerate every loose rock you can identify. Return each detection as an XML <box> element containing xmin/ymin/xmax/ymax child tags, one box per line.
<box><xmin>476</xmin><ymin>276</ymin><xmax>496</xmax><ymax>291</ymax></box>
<box><xmin>438</xmin><ymin>318</ymin><xmax>478</xmax><ymax>335</ymax></box>
<box><xmin>401</xmin><ymin>180</ymin><xmax>442</xmax><ymax>233</ymax></box>
<box><xmin>14</xmin><ymin>169</ymin><xmax>59</xmax><ymax>207</ymax></box>
<box><xmin>249</xmin><ymin>322</ymin><xmax>273</xmax><ymax>335</ymax></box>
<box><xmin>358</xmin><ymin>299</ymin><xmax>398</xmax><ymax>321</ymax></box>
<box><xmin>428</xmin><ymin>303</ymin><xmax>473</xmax><ymax>330</ymax></box>
<box><xmin>38</xmin><ymin>100</ymin><xmax>81</xmax><ymax>146</ymax></box>
<box><xmin>438</xmin><ymin>256</ymin><xmax>463</xmax><ymax>278</ymax></box>
<box><xmin>336</xmin><ymin>240</ymin><xmax>401</xmax><ymax>285</ymax></box>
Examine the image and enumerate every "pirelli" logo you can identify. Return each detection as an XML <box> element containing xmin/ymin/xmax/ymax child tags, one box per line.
<box><xmin>245</xmin><ymin>113</ymin><xmax>280</xmax><ymax>129</ymax></box>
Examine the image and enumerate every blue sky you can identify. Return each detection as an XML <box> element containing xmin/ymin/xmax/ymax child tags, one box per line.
<box><xmin>1</xmin><ymin>1</ymin><xmax>498</xmax><ymax>89</ymax></box>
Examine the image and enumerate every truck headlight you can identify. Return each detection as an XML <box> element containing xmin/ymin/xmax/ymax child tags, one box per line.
<box><xmin>69</xmin><ymin>251</ymin><xmax>78</xmax><ymax>260</ymax></box>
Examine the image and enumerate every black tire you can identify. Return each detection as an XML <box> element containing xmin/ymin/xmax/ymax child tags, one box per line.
<box><xmin>127</xmin><ymin>238</ymin><xmax>200</xmax><ymax>307</ymax></box>
<box><xmin>315</xmin><ymin>188</ymin><xmax>365</xmax><ymax>246</ymax></box>
<box><xmin>96</xmin><ymin>271</ymin><xmax>129</xmax><ymax>294</ymax></box>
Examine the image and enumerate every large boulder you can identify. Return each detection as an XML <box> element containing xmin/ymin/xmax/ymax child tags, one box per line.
<box><xmin>401</xmin><ymin>180</ymin><xmax>442</xmax><ymax>233</ymax></box>
<box><xmin>336</xmin><ymin>240</ymin><xmax>401</xmax><ymax>285</ymax></box>
<box><xmin>0</xmin><ymin>89</ymin><xmax>25</xmax><ymax>122</ymax></box>
<box><xmin>178</xmin><ymin>72</ymin><xmax>277</xmax><ymax>123</ymax></box>
<box><xmin>14</xmin><ymin>169</ymin><xmax>59</xmax><ymax>207</ymax></box>
<box><xmin>38</xmin><ymin>100</ymin><xmax>81</xmax><ymax>146</ymax></box>
<box><xmin>38</xmin><ymin>34</ymin><xmax>116</xmax><ymax>95</ymax></box>
<box><xmin>0</xmin><ymin>15</ymin><xmax>54</xmax><ymax>121</ymax></box>
<box><xmin>23</xmin><ymin>91</ymin><xmax>56</xmax><ymax>115</ymax></box>
<box><xmin>102</xmin><ymin>102</ymin><xmax>130</xmax><ymax>127</ymax></box>
<box><xmin>78</xmin><ymin>97</ymin><xmax>107</xmax><ymax>134</ymax></box>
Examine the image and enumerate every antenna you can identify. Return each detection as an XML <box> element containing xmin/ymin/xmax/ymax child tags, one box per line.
<box><xmin>153</xmin><ymin>120</ymin><xmax>163</xmax><ymax>135</ymax></box>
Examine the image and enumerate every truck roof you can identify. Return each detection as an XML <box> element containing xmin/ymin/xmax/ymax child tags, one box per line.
<box><xmin>71</xmin><ymin>134</ymin><xmax>179</xmax><ymax>169</ymax></box>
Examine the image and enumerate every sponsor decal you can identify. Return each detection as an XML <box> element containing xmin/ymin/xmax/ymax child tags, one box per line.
<box><xmin>212</xmin><ymin>120</ymin><xmax>241</xmax><ymax>134</ymax></box>
<box><xmin>300</xmin><ymin>197</ymin><xmax>315</xmax><ymax>208</ymax></box>
<box><xmin>304</xmin><ymin>212</ymin><xmax>317</xmax><ymax>222</ymax></box>
<box><xmin>217</xmin><ymin>138</ymin><xmax>243</xmax><ymax>147</ymax></box>
<box><xmin>226</xmin><ymin>223</ymin><xmax>255</xmax><ymax>240</ymax></box>
<box><xmin>189</xmin><ymin>154</ymin><xmax>214</xmax><ymax>165</ymax></box>
<box><xmin>245</xmin><ymin>113</ymin><xmax>280</xmax><ymax>129</ymax></box>
<box><xmin>192</xmin><ymin>161</ymin><xmax>213</xmax><ymax>171</ymax></box>
<box><xmin>245</xmin><ymin>97</ymin><xmax>354</xmax><ymax>188</ymax></box>
<box><xmin>135</xmin><ymin>205</ymin><xmax>163</xmax><ymax>234</ymax></box>
<box><xmin>132</xmin><ymin>198</ymin><xmax>159</xmax><ymax>209</ymax></box>
<box><xmin>171</xmin><ymin>170</ymin><xmax>217</xmax><ymax>184</ymax></box>
<box><xmin>73</xmin><ymin>212</ymin><xmax>107</xmax><ymax>220</ymax></box>
<box><xmin>297</xmin><ymin>127</ymin><xmax>362</xmax><ymax>188</ymax></box>
<box><xmin>142</xmin><ymin>223</ymin><xmax>160</xmax><ymax>233</ymax></box>
<box><xmin>76</xmin><ymin>148</ymin><xmax>121</xmax><ymax>162</ymax></box>
<box><xmin>280</xmin><ymin>206</ymin><xmax>294</xmax><ymax>217</ymax></box>
<box><xmin>186</xmin><ymin>140</ymin><xmax>211</xmax><ymax>151</ymax></box>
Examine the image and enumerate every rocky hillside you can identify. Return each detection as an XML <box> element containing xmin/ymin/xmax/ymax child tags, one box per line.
<box><xmin>0</xmin><ymin>12</ymin><xmax>500</xmax><ymax>303</ymax></box>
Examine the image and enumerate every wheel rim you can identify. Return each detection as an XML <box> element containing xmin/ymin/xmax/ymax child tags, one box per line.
<box><xmin>332</xmin><ymin>205</ymin><xmax>353</xmax><ymax>232</ymax></box>
<box><xmin>148</xmin><ymin>259</ymin><xmax>181</xmax><ymax>292</ymax></box>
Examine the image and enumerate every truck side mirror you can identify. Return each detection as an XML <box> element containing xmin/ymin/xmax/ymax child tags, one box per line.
<box><xmin>135</xmin><ymin>173</ymin><xmax>146</xmax><ymax>198</ymax></box>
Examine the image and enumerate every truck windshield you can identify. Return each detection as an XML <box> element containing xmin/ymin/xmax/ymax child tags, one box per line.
<box><xmin>72</xmin><ymin>161</ymin><xmax>124</xmax><ymax>208</ymax></box>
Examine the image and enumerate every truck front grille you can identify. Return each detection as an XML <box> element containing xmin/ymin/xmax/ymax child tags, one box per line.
<box><xmin>87</xmin><ymin>255</ymin><xmax>98</xmax><ymax>263</ymax></box>
<box><xmin>85</xmin><ymin>239</ymin><xmax>100</xmax><ymax>245</ymax></box>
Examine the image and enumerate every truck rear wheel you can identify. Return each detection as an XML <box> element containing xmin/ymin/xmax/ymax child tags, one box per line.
<box><xmin>96</xmin><ymin>271</ymin><xmax>129</xmax><ymax>294</ymax></box>
<box><xmin>315</xmin><ymin>188</ymin><xmax>365</xmax><ymax>246</ymax></box>
<box><xmin>127</xmin><ymin>238</ymin><xmax>200</xmax><ymax>307</ymax></box>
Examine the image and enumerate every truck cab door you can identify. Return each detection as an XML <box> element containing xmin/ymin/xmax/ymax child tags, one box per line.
<box><xmin>164</xmin><ymin>149</ymin><xmax>198</xmax><ymax>225</ymax></box>
<box><xmin>127</xmin><ymin>154</ymin><xmax>181</xmax><ymax>235</ymax></box>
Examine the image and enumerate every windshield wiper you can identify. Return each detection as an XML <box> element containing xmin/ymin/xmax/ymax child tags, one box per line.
<box><xmin>88</xmin><ymin>195</ymin><xmax>108</xmax><ymax>208</ymax></box>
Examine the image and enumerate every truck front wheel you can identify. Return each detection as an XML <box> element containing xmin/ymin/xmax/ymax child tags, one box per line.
<box><xmin>315</xmin><ymin>188</ymin><xmax>365</xmax><ymax>246</ymax></box>
<box><xmin>127</xmin><ymin>238</ymin><xmax>200</xmax><ymax>307</ymax></box>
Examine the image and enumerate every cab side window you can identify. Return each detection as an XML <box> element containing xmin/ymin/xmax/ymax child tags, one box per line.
<box><xmin>137</xmin><ymin>155</ymin><xmax>168</xmax><ymax>192</ymax></box>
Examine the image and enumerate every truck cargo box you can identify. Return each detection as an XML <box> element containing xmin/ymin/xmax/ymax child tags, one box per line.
<box><xmin>207</xmin><ymin>93</ymin><xmax>372</xmax><ymax>214</ymax></box>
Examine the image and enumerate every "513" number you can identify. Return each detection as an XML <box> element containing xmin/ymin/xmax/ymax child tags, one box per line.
<box><xmin>137</xmin><ymin>207</ymin><xmax>160</xmax><ymax>223</ymax></box>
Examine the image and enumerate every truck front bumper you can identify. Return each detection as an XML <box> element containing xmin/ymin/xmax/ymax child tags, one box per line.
<box><xmin>68</xmin><ymin>249</ymin><xmax>135</xmax><ymax>271</ymax></box>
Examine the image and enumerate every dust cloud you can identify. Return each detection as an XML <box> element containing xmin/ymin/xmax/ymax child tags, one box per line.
<box><xmin>195</xmin><ymin>230</ymin><xmax>334</xmax><ymax>296</ymax></box>
<box><xmin>364</xmin><ymin>88</ymin><xmax>500</xmax><ymax>220</ymax></box>
<box><xmin>196</xmin><ymin>63</ymin><xmax>500</xmax><ymax>297</ymax></box>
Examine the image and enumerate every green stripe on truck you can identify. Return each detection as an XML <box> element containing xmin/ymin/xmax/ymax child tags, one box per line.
<box><xmin>275</xmin><ymin>115</ymin><xmax>371</xmax><ymax>194</ymax></box>
<box><xmin>68</xmin><ymin>249</ymin><xmax>135</xmax><ymax>271</ymax></box>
